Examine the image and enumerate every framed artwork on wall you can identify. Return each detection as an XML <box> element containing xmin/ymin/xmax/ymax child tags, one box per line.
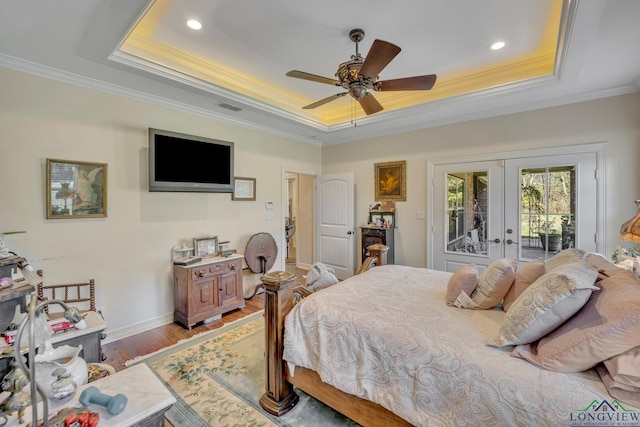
<box><xmin>232</xmin><ymin>177</ymin><xmax>256</xmax><ymax>201</ymax></box>
<box><xmin>375</xmin><ymin>160</ymin><xmax>406</xmax><ymax>201</ymax></box>
<box><xmin>46</xmin><ymin>159</ymin><xmax>108</xmax><ymax>219</ymax></box>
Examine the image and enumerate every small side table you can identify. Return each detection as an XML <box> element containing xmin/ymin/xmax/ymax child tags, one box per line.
<box><xmin>0</xmin><ymin>311</ymin><xmax>107</xmax><ymax>379</ymax></box>
<box><xmin>70</xmin><ymin>363</ymin><xmax>176</xmax><ymax>427</ymax></box>
<box><xmin>46</xmin><ymin>311</ymin><xmax>107</xmax><ymax>363</ymax></box>
<box><xmin>1</xmin><ymin>364</ymin><xmax>176</xmax><ymax>427</ymax></box>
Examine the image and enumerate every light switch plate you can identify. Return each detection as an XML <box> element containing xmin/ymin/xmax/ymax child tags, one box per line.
<box><xmin>265</xmin><ymin>201</ymin><xmax>274</xmax><ymax>210</ymax></box>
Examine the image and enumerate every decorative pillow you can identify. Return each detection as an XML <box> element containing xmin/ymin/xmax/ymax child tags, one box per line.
<box><xmin>470</xmin><ymin>258</ymin><xmax>517</xmax><ymax>309</ymax></box>
<box><xmin>603</xmin><ymin>346</ymin><xmax>640</xmax><ymax>389</ymax></box>
<box><xmin>584</xmin><ymin>252</ymin><xmax>624</xmax><ymax>277</ymax></box>
<box><xmin>544</xmin><ymin>248</ymin><xmax>585</xmax><ymax>272</ymax></box>
<box><xmin>596</xmin><ymin>364</ymin><xmax>640</xmax><ymax>408</ymax></box>
<box><xmin>503</xmin><ymin>258</ymin><xmax>546</xmax><ymax>312</ymax></box>
<box><xmin>512</xmin><ymin>269</ymin><xmax>640</xmax><ymax>372</ymax></box>
<box><xmin>488</xmin><ymin>262</ymin><xmax>598</xmax><ymax>348</ymax></box>
<box><xmin>446</xmin><ymin>264</ymin><xmax>478</xmax><ymax>307</ymax></box>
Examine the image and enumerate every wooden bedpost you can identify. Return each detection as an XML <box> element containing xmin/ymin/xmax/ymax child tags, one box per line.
<box><xmin>367</xmin><ymin>243</ymin><xmax>389</xmax><ymax>266</ymax></box>
<box><xmin>357</xmin><ymin>244</ymin><xmax>389</xmax><ymax>274</ymax></box>
<box><xmin>259</xmin><ymin>271</ymin><xmax>300</xmax><ymax>416</ymax></box>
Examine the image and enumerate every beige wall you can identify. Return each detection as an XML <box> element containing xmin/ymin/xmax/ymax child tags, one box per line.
<box><xmin>296</xmin><ymin>174</ymin><xmax>314</xmax><ymax>268</ymax></box>
<box><xmin>323</xmin><ymin>93</ymin><xmax>640</xmax><ymax>268</ymax></box>
<box><xmin>0</xmin><ymin>67</ymin><xmax>321</xmax><ymax>340</ymax></box>
<box><xmin>2</xmin><ymin>64</ymin><xmax>639</xmax><ymax>342</ymax></box>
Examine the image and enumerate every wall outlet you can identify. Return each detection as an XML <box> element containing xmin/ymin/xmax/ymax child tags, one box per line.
<box><xmin>265</xmin><ymin>212</ymin><xmax>274</xmax><ymax>221</ymax></box>
<box><xmin>416</xmin><ymin>211</ymin><xmax>425</xmax><ymax>220</ymax></box>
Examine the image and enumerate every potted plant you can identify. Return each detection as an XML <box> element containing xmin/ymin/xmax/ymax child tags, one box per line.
<box><xmin>539</xmin><ymin>222</ymin><xmax>562</xmax><ymax>252</ymax></box>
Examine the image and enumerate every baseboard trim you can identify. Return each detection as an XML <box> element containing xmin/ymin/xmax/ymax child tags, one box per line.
<box><xmin>102</xmin><ymin>312</ymin><xmax>174</xmax><ymax>344</ymax></box>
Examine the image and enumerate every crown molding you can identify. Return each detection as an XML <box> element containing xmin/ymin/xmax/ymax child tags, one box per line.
<box><xmin>0</xmin><ymin>53</ymin><xmax>321</xmax><ymax>146</ymax></box>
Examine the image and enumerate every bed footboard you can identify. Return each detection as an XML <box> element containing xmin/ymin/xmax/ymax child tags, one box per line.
<box><xmin>259</xmin><ymin>270</ymin><xmax>299</xmax><ymax>416</ymax></box>
<box><xmin>259</xmin><ymin>245</ymin><xmax>389</xmax><ymax>419</ymax></box>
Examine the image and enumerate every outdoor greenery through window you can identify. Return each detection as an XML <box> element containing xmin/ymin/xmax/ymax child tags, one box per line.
<box><xmin>520</xmin><ymin>166</ymin><xmax>576</xmax><ymax>258</ymax></box>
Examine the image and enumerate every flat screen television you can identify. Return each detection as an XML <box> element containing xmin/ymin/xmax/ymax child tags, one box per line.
<box><xmin>148</xmin><ymin>128</ymin><xmax>234</xmax><ymax>193</ymax></box>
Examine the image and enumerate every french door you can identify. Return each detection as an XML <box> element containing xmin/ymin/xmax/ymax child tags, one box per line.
<box><xmin>433</xmin><ymin>153</ymin><xmax>598</xmax><ymax>272</ymax></box>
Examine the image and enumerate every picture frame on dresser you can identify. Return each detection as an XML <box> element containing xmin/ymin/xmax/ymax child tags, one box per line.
<box><xmin>46</xmin><ymin>159</ymin><xmax>108</xmax><ymax>219</ymax></box>
<box><xmin>194</xmin><ymin>236</ymin><xmax>218</xmax><ymax>258</ymax></box>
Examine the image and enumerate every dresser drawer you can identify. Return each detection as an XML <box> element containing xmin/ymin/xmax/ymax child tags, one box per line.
<box><xmin>208</xmin><ymin>259</ymin><xmax>241</xmax><ymax>274</ymax></box>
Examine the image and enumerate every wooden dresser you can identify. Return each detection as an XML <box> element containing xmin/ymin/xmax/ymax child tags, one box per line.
<box><xmin>173</xmin><ymin>254</ymin><xmax>245</xmax><ymax>329</ymax></box>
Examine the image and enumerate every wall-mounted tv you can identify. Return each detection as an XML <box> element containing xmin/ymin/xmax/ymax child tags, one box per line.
<box><xmin>149</xmin><ymin>128</ymin><xmax>234</xmax><ymax>193</ymax></box>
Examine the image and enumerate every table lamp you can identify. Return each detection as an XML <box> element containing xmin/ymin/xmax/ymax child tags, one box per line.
<box><xmin>620</xmin><ymin>200</ymin><xmax>640</xmax><ymax>242</ymax></box>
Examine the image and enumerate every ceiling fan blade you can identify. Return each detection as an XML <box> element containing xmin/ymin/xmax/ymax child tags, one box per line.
<box><xmin>303</xmin><ymin>93</ymin><xmax>347</xmax><ymax>109</ymax></box>
<box><xmin>286</xmin><ymin>70</ymin><xmax>340</xmax><ymax>86</ymax></box>
<box><xmin>358</xmin><ymin>93</ymin><xmax>384</xmax><ymax>115</ymax></box>
<box><xmin>377</xmin><ymin>74</ymin><xmax>437</xmax><ymax>91</ymax></box>
<box><xmin>358</xmin><ymin>40</ymin><xmax>401</xmax><ymax>79</ymax></box>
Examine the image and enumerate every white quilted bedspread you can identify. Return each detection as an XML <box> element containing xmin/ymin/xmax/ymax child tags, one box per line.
<box><xmin>283</xmin><ymin>265</ymin><xmax>612</xmax><ymax>427</ymax></box>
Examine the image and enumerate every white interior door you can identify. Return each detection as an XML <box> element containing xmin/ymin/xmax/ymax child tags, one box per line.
<box><xmin>315</xmin><ymin>172</ymin><xmax>355</xmax><ymax>279</ymax></box>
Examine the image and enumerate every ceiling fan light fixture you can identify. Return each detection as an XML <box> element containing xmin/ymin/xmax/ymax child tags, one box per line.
<box><xmin>348</xmin><ymin>85</ymin><xmax>367</xmax><ymax>100</ymax></box>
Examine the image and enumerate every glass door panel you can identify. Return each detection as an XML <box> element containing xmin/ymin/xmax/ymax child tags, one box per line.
<box><xmin>434</xmin><ymin>161</ymin><xmax>504</xmax><ymax>273</ymax></box>
<box><xmin>519</xmin><ymin>166</ymin><xmax>576</xmax><ymax>260</ymax></box>
<box><xmin>505</xmin><ymin>153</ymin><xmax>596</xmax><ymax>262</ymax></box>
<box><xmin>446</xmin><ymin>172</ymin><xmax>488</xmax><ymax>256</ymax></box>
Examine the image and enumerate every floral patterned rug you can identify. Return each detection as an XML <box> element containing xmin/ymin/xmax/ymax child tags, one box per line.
<box><xmin>126</xmin><ymin>311</ymin><xmax>359</xmax><ymax>427</ymax></box>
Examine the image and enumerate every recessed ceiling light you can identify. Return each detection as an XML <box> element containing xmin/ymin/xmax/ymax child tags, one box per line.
<box><xmin>187</xmin><ymin>19</ymin><xmax>202</xmax><ymax>30</ymax></box>
<box><xmin>490</xmin><ymin>41</ymin><xmax>506</xmax><ymax>50</ymax></box>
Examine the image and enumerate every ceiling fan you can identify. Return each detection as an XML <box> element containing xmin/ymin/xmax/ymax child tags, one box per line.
<box><xmin>286</xmin><ymin>28</ymin><xmax>437</xmax><ymax>115</ymax></box>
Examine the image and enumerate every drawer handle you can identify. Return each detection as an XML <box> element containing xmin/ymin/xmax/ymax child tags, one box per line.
<box><xmin>196</xmin><ymin>270</ymin><xmax>205</xmax><ymax>277</ymax></box>
<box><xmin>229</xmin><ymin>264</ymin><xmax>236</xmax><ymax>270</ymax></box>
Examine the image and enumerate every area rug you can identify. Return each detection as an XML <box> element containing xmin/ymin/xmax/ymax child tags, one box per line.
<box><xmin>126</xmin><ymin>311</ymin><xmax>359</xmax><ymax>427</ymax></box>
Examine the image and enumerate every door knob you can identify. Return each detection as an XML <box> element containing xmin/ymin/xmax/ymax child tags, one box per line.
<box><xmin>506</xmin><ymin>239</ymin><xmax>519</xmax><ymax>245</ymax></box>
<box><xmin>492</xmin><ymin>238</ymin><xmax>501</xmax><ymax>243</ymax></box>
<box><xmin>347</xmin><ymin>231</ymin><xmax>353</xmax><ymax>235</ymax></box>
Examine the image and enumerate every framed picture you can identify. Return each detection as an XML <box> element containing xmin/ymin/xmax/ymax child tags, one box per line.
<box><xmin>232</xmin><ymin>177</ymin><xmax>256</xmax><ymax>201</ymax></box>
<box><xmin>194</xmin><ymin>236</ymin><xmax>218</xmax><ymax>258</ymax></box>
<box><xmin>375</xmin><ymin>160</ymin><xmax>406</xmax><ymax>201</ymax></box>
<box><xmin>46</xmin><ymin>159</ymin><xmax>108</xmax><ymax>219</ymax></box>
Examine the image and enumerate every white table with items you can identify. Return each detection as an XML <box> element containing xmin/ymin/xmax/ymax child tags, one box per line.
<box><xmin>2</xmin><ymin>363</ymin><xmax>175</xmax><ymax>427</ymax></box>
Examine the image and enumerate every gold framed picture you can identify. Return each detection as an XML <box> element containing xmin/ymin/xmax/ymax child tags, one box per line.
<box><xmin>232</xmin><ymin>177</ymin><xmax>256</xmax><ymax>201</ymax></box>
<box><xmin>46</xmin><ymin>159</ymin><xmax>108</xmax><ymax>219</ymax></box>
<box><xmin>375</xmin><ymin>160</ymin><xmax>406</xmax><ymax>201</ymax></box>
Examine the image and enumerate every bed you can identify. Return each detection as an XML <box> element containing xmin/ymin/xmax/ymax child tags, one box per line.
<box><xmin>259</xmin><ymin>248</ymin><xmax>639</xmax><ymax>426</ymax></box>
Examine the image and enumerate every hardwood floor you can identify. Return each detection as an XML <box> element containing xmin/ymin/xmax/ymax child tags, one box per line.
<box><xmin>101</xmin><ymin>264</ymin><xmax>307</xmax><ymax>372</ymax></box>
<box><xmin>101</xmin><ymin>296</ymin><xmax>264</xmax><ymax>372</ymax></box>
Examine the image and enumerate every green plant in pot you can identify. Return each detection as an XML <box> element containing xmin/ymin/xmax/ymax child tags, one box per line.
<box><xmin>539</xmin><ymin>221</ymin><xmax>562</xmax><ymax>252</ymax></box>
